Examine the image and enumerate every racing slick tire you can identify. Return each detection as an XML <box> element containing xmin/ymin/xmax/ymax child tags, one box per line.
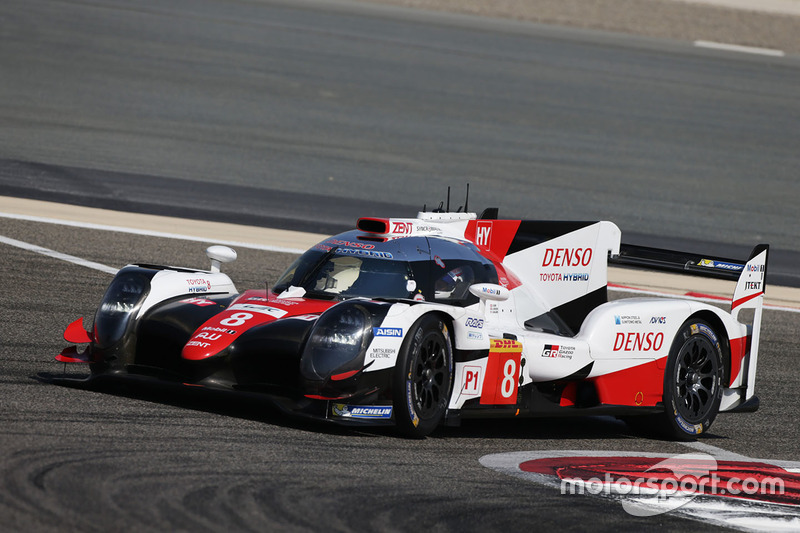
<box><xmin>657</xmin><ymin>318</ymin><xmax>725</xmax><ymax>441</ymax></box>
<box><xmin>393</xmin><ymin>315</ymin><xmax>453</xmax><ymax>438</ymax></box>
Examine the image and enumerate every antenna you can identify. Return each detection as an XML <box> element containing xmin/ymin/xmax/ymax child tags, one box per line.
<box><xmin>446</xmin><ymin>187</ymin><xmax>451</xmax><ymax>212</ymax></box>
<box><xmin>465</xmin><ymin>183</ymin><xmax>469</xmax><ymax>213</ymax></box>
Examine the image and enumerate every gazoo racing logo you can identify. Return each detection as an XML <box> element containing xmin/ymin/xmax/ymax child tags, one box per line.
<box><xmin>373</xmin><ymin>327</ymin><xmax>403</xmax><ymax>337</ymax></box>
<box><xmin>542</xmin><ymin>345</ymin><xmax>575</xmax><ymax>360</ymax></box>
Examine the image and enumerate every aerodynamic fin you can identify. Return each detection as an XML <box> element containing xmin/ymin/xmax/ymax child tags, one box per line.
<box><xmin>56</xmin><ymin>346</ymin><xmax>92</xmax><ymax>363</ymax></box>
<box><xmin>63</xmin><ymin>318</ymin><xmax>92</xmax><ymax>344</ymax></box>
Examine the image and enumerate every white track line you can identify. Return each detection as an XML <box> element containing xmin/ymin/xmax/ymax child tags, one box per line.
<box><xmin>0</xmin><ymin>212</ymin><xmax>307</xmax><ymax>254</ymax></box>
<box><xmin>694</xmin><ymin>40</ymin><xmax>786</xmax><ymax>57</ymax></box>
<box><xmin>0</xmin><ymin>235</ymin><xmax>118</xmax><ymax>274</ymax></box>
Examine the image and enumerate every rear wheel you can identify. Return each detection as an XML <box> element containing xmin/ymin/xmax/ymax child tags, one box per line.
<box><xmin>658</xmin><ymin>319</ymin><xmax>724</xmax><ymax>440</ymax></box>
<box><xmin>393</xmin><ymin>315</ymin><xmax>453</xmax><ymax>438</ymax></box>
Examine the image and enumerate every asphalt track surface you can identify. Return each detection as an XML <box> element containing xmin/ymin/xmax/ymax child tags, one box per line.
<box><xmin>1</xmin><ymin>0</ymin><xmax>800</xmax><ymax>531</ymax></box>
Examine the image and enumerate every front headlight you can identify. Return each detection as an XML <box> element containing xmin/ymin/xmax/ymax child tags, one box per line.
<box><xmin>300</xmin><ymin>303</ymin><xmax>372</xmax><ymax>380</ymax></box>
<box><xmin>93</xmin><ymin>270</ymin><xmax>150</xmax><ymax>347</ymax></box>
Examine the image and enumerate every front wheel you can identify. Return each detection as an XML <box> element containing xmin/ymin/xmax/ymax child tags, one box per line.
<box><xmin>658</xmin><ymin>319</ymin><xmax>725</xmax><ymax>440</ymax></box>
<box><xmin>393</xmin><ymin>315</ymin><xmax>453</xmax><ymax>438</ymax></box>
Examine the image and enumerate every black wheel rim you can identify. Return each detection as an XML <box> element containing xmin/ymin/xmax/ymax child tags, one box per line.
<box><xmin>674</xmin><ymin>334</ymin><xmax>719</xmax><ymax>422</ymax></box>
<box><xmin>411</xmin><ymin>332</ymin><xmax>448</xmax><ymax>419</ymax></box>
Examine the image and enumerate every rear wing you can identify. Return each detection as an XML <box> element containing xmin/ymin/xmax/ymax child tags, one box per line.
<box><xmin>610</xmin><ymin>243</ymin><xmax>769</xmax><ymax>284</ymax></box>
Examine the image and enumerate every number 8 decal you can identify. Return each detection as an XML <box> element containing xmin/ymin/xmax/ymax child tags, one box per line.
<box><xmin>220</xmin><ymin>312</ymin><xmax>253</xmax><ymax>327</ymax></box>
<box><xmin>501</xmin><ymin>358</ymin><xmax>516</xmax><ymax>398</ymax></box>
<box><xmin>480</xmin><ymin>340</ymin><xmax>522</xmax><ymax>405</ymax></box>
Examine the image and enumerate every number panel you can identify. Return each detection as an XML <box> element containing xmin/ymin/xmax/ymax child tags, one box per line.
<box><xmin>480</xmin><ymin>340</ymin><xmax>522</xmax><ymax>405</ymax></box>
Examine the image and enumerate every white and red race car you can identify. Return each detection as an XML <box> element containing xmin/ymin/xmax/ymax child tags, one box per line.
<box><xmin>57</xmin><ymin>204</ymin><xmax>768</xmax><ymax>439</ymax></box>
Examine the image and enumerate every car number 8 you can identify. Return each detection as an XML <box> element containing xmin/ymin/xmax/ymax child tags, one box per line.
<box><xmin>220</xmin><ymin>312</ymin><xmax>253</xmax><ymax>327</ymax></box>
<box><xmin>501</xmin><ymin>358</ymin><xmax>516</xmax><ymax>398</ymax></box>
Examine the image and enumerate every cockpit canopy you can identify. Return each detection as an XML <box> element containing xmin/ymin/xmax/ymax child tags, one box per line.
<box><xmin>273</xmin><ymin>230</ymin><xmax>498</xmax><ymax>305</ymax></box>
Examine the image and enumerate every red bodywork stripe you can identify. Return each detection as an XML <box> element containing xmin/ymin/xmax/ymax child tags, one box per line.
<box><xmin>732</xmin><ymin>291</ymin><xmax>763</xmax><ymax>310</ymax></box>
<box><xmin>182</xmin><ymin>290</ymin><xmax>333</xmax><ymax>361</ymax></box>
<box><xmin>590</xmin><ymin>358</ymin><xmax>666</xmax><ymax>407</ymax></box>
<box><xmin>331</xmin><ymin>369</ymin><xmax>360</xmax><ymax>381</ymax></box>
<box><xmin>729</xmin><ymin>336</ymin><xmax>749</xmax><ymax>385</ymax></box>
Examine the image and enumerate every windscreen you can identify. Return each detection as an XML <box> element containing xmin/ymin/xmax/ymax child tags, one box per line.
<box><xmin>274</xmin><ymin>248</ymin><xmax>417</xmax><ymax>300</ymax></box>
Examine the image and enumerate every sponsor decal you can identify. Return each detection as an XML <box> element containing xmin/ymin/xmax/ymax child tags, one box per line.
<box><xmin>468</xmin><ymin>331</ymin><xmax>483</xmax><ymax>341</ymax></box>
<box><xmin>540</xmin><ymin>273</ymin><xmax>589</xmax><ymax>282</ymax></box>
<box><xmin>181</xmin><ymin>298</ymin><xmax>216</xmax><ymax>306</ymax></box>
<box><xmin>465</xmin><ymin>317</ymin><xmax>484</xmax><ymax>329</ymax></box>
<box><xmin>373</xmin><ymin>327</ymin><xmax>403</xmax><ymax>337</ymax></box>
<box><xmin>614</xmin><ymin>315</ymin><xmax>641</xmax><ymax>325</ymax></box>
<box><xmin>696</xmin><ymin>324</ymin><xmax>720</xmax><ymax>347</ymax></box>
<box><xmin>201</xmin><ymin>326</ymin><xmax>236</xmax><ymax>334</ymax></box>
<box><xmin>747</xmin><ymin>264</ymin><xmax>765</xmax><ymax>272</ymax></box>
<box><xmin>406</xmin><ymin>381</ymin><xmax>419</xmax><ymax>427</ymax></box>
<box><xmin>542</xmin><ymin>344</ymin><xmax>575</xmax><ymax>360</ymax></box>
<box><xmin>542</xmin><ymin>248</ymin><xmax>592</xmax><ymax>267</ymax></box>
<box><xmin>327</xmin><ymin>239</ymin><xmax>375</xmax><ymax>250</ymax></box>
<box><xmin>185</xmin><ymin>340</ymin><xmax>210</xmax><ymax>348</ymax></box>
<box><xmin>481</xmin><ymin>450</ymin><xmax>800</xmax><ymax>528</ymax></box>
<box><xmin>194</xmin><ymin>331</ymin><xmax>223</xmax><ymax>341</ymax></box>
<box><xmin>675</xmin><ymin>412</ymin><xmax>702</xmax><ymax>435</ymax></box>
<box><xmin>462</xmin><ymin>365</ymin><xmax>482</xmax><ymax>396</ymax></box>
<box><xmin>338</xmin><ymin>248</ymin><xmax>394</xmax><ymax>259</ymax></box>
<box><xmin>491</xmin><ymin>339</ymin><xmax>522</xmax><ymax>350</ymax></box>
<box><xmin>698</xmin><ymin>259</ymin><xmax>743</xmax><ymax>272</ymax></box>
<box><xmin>613</xmin><ymin>332</ymin><xmax>664</xmax><ymax>352</ymax></box>
<box><xmin>745</xmin><ymin>281</ymin><xmax>762</xmax><ymax>290</ymax></box>
<box><xmin>227</xmin><ymin>303</ymin><xmax>288</xmax><ymax>319</ymax></box>
<box><xmin>292</xmin><ymin>314</ymin><xmax>319</xmax><ymax>321</ymax></box>
<box><xmin>481</xmin><ymin>286</ymin><xmax>501</xmax><ymax>296</ymax></box>
<box><xmin>414</xmin><ymin>225</ymin><xmax>440</xmax><ymax>233</ymax></box>
<box><xmin>367</xmin><ymin>347</ymin><xmax>396</xmax><ymax>359</ymax></box>
<box><xmin>391</xmin><ymin>221</ymin><xmax>413</xmax><ymax>234</ymax></box>
<box><xmin>186</xmin><ymin>278</ymin><xmax>212</xmax><ymax>293</ymax></box>
<box><xmin>649</xmin><ymin>316</ymin><xmax>667</xmax><ymax>324</ymax></box>
<box><xmin>476</xmin><ymin>221</ymin><xmax>492</xmax><ymax>248</ymax></box>
<box><xmin>331</xmin><ymin>404</ymin><xmax>393</xmax><ymax>419</ymax></box>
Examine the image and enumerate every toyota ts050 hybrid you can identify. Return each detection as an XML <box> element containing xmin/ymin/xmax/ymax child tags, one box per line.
<box><xmin>56</xmin><ymin>203</ymin><xmax>768</xmax><ymax>439</ymax></box>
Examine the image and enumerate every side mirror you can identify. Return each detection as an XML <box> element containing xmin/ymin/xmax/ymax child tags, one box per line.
<box><xmin>206</xmin><ymin>245</ymin><xmax>237</xmax><ymax>273</ymax></box>
<box><xmin>469</xmin><ymin>283</ymin><xmax>510</xmax><ymax>301</ymax></box>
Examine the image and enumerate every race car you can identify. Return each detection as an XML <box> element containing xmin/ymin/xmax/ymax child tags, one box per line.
<box><xmin>56</xmin><ymin>203</ymin><xmax>768</xmax><ymax>440</ymax></box>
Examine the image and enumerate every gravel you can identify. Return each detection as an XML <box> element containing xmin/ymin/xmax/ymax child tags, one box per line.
<box><xmin>358</xmin><ymin>0</ymin><xmax>800</xmax><ymax>53</ymax></box>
